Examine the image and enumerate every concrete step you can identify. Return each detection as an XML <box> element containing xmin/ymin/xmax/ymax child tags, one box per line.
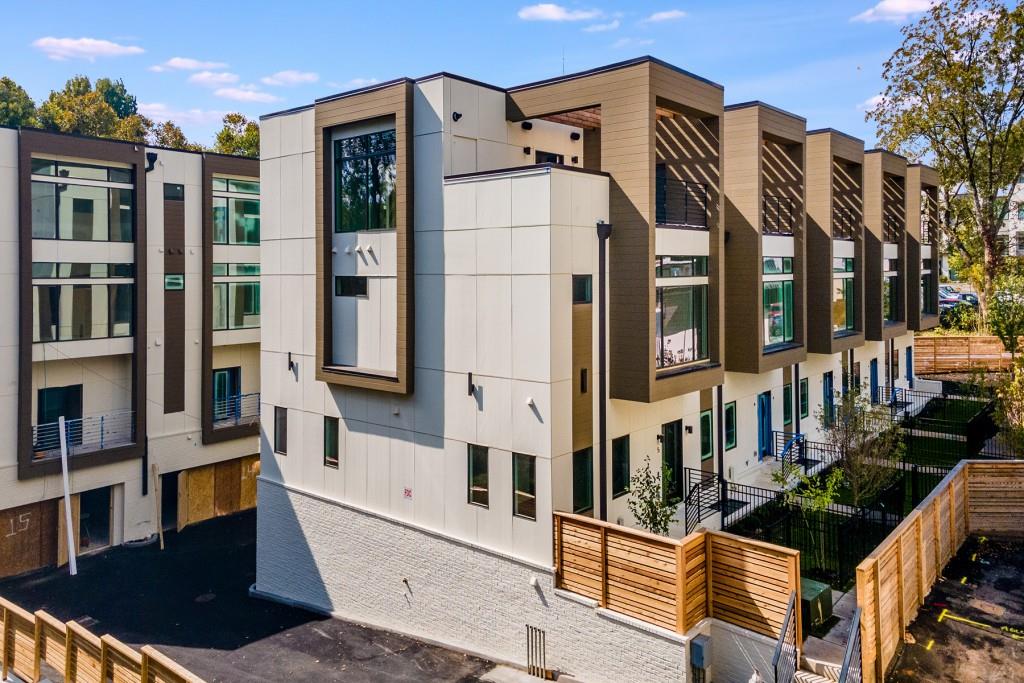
<box><xmin>801</xmin><ymin>635</ymin><xmax>845</xmax><ymax>681</ymax></box>
<box><xmin>795</xmin><ymin>669</ymin><xmax>837</xmax><ymax>683</ymax></box>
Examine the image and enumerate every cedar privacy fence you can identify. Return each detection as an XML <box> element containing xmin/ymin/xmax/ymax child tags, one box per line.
<box><xmin>0</xmin><ymin>596</ymin><xmax>205</xmax><ymax>683</ymax></box>
<box><xmin>914</xmin><ymin>335</ymin><xmax>1023</xmax><ymax>374</ymax></box>
<box><xmin>855</xmin><ymin>460</ymin><xmax>1024</xmax><ymax>683</ymax></box>
<box><xmin>553</xmin><ymin>511</ymin><xmax>802</xmax><ymax>642</ymax></box>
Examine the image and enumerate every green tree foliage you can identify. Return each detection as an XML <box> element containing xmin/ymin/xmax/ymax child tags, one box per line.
<box><xmin>626</xmin><ymin>455</ymin><xmax>679</xmax><ymax>536</ymax></box>
<box><xmin>868</xmin><ymin>0</ymin><xmax>1024</xmax><ymax>322</ymax></box>
<box><xmin>150</xmin><ymin>120</ymin><xmax>203</xmax><ymax>152</ymax></box>
<box><xmin>95</xmin><ymin>77</ymin><xmax>137</xmax><ymax>118</ymax></box>
<box><xmin>989</xmin><ymin>270</ymin><xmax>1024</xmax><ymax>356</ymax></box>
<box><xmin>37</xmin><ymin>75</ymin><xmax>150</xmax><ymax>141</ymax></box>
<box><xmin>941</xmin><ymin>300</ymin><xmax>981</xmax><ymax>332</ymax></box>
<box><xmin>213</xmin><ymin>113</ymin><xmax>259</xmax><ymax>158</ymax></box>
<box><xmin>995</xmin><ymin>358</ymin><xmax>1024</xmax><ymax>454</ymax></box>
<box><xmin>0</xmin><ymin>76</ymin><xmax>37</xmax><ymax>127</ymax></box>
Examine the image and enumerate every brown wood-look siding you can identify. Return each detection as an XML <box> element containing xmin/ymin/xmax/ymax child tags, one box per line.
<box><xmin>163</xmin><ymin>193</ymin><xmax>185</xmax><ymax>413</ymax></box>
<box><xmin>572</xmin><ymin>303</ymin><xmax>593</xmax><ymax>452</ymax></box>
<box><xmin>200</xmin><ymin>154</ymin><xmax>260</xmax><ymax>444</ymax></box>
<box><xmin>723</xmin><ymin>104</ymin><xmax>807</xmax><ymax>374</ymax></box>
<box><xmin>16</xmin><ymin>129</ymin><xmax>147</xmax><ymax>480</ymax></box>
<box><xmin>805</xmin><ymin>131</ymin><xmax>866</xmax><ymax>354</ymax></box>
<box><xmin>509</xmin><ymin>59</ymin><xmax>725</xmax><ymax>403</ymax></box>
<box><xmin>314</xmin><ymin>81</ymin><xmax>414</xmax><ymax>394</ymax></box>
<box><xmin>864</xmin><ymin>151</ymin><xmax>909</xmax><ymax>341</ymax></box>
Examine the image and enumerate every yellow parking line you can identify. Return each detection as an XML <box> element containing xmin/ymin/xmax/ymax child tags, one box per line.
<box><xmin>961</xmin><ymin>576</ymin><xmax>968</xmax><ymax>584</ymax></box>
<box><xmin>925</xmin><ymin>639</ymin><xmax>934</xmax><ymax>651</ymax></box>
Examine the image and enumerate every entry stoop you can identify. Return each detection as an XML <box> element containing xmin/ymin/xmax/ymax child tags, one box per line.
<box><xmin>799</xmin><ymin>635</ymin><xmax>845</xmax><ymax>681</ymax></box>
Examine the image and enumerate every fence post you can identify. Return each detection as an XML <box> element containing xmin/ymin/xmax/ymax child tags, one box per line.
<box><xmin>599</xmin><ymin>525</ymin><xmax>608</xmax><ymax>608</ymax></box>
<box><xmin>553</xmin><ymin>515</ymin><xmax>562</xmax><ymax>588</ymax></box>
<box><xmin>675</xmin><ymin>543</ymin><xmax>687</xmax><ymax>633</ymax></box>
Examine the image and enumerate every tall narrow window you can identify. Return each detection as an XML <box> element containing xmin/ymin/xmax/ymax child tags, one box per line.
<box><xmin>662</xmin><ymin>420</ymin><xmax>683</xmax><ymax>503</ymax></box>
<box><xmin>724</xmin><ymin>402</ymin><xmax>737</xmax><ymax>450</ymax></box>
<box><xmin>783</xmin><ymin>384</ymin><xmax>793</xmax><ymax>426</ymax></box>
<box><xmin>699</xmin><ymin>410</ymin><xmax>713</xmax><ymax>461</ymax></box>
<box><xmin>274</xmin><ymin>407</ymin><xmax>287</xmax><ymax>455</ymax></box>
<box><xmin>612</xmin><ymin>436</ymin><xmax>630</xmax><ymax>498</ymax></box>
<box><xmin>573</xmin><ymin>448</ymin><xmax>593</xmax><ymax>514</ymax></box>
<box><xmin>468</xmin><ymin>444</ymin><xmax>489</xmax><ymax>507</ymax></box>
<box><xmin>763</xmin><ymin>280</ymin><xmax>795</xmax><ymax>346</ymax></box>
<box><xmin>324</xmin><ymin>417</ymin><xmax>339</xmax><ymax>469</ymax></box>
<box><xmin>335</xmin><ymin>130</ymin><xmax>397</xmax><ymax>232</ymax></box>
<box><xmin>513</xmin><ymin>453</ymin><xmax>536</xmax><ymax>520</ymax></box>
<box><xmin>799</xmin><ymin>378</ymin><xmax>809</xmax><ymax>418</ymax></box>
<box><xmin>572</xmin><ymin>274</ymin><xmax>592</xmax><ymax>303</ymax></box>
<box><xmin>655</xmin><ymin>285</ymin><xmax>708</xmax><ymax>368</ymax></box>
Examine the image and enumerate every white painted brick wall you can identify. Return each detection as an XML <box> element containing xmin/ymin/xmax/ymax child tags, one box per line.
<box><xmin>256</xmin><ymin>478</ymin><xmax>689</xmax><ymax>683</ymax></box>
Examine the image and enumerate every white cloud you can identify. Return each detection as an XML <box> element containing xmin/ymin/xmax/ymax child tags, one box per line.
<box><xmin>852</xmin><ymin>0</ymin><xmax>936</xmax><ymax>23</ymax></box>
<box><xmin>327</xmin><ymin>77</ymin><xmax>380</xmax><ymax>90</ymax></box>
<box><xmin>584</xmin><ymin>19</ymin><xmax>620</xmax><ymax>32</ymax></box>
<box><xmin>214</xmin><ymin>85</ymin><xmax>282</xmax><ymax>103</ymax></box>
<box><xmin>187</xmin><ymin>71</ymin><xmax>239</xmax><ymax>87</ymax></box>
<box><xmin>612</xmin><ymin>37</ymin><xmax>655</xmax><ymax>49</ymax></box>
<box><xmin>32</xmin><ymin>36</ymin><xmax>143</xmax><ymax>62</ymax></box>
<box><xmin>261</xmin><ymin>70</ymin><xmax>320</xmax><ymax>86</ymax></box>
<box><xmin>518</xmin><ymin>3</ymin><xmax>601</xmax><ymax>21</ymax></box>
<box><xmin>138</xmin><ymin>102</ymin><xmax>227</xmax><ymax>126</ymax></box>
<box><xmin>858</xmin><ymin>94</ymin><xmax>885</xmax><ymax>111</ymax></box>
<box><xmin>641</xmin><ymin>9</ymin><xmax>687</xmax><ymax>23</ymax></box>
<box><xmin>149</xmin><ymin>56</ymin><xmax>227</xmax><ymax>72</ymax></box>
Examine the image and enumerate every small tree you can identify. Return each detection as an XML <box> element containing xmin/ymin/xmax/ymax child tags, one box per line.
<box><xmin>0</xmin><ymin>76</ymin><xmax>37</xmax><ymax>127</ymax></box>
<box><xmin>988</xmin><ymin>271</ymin><xmax>1024</xmax><ymax>357</ymax></box>
<box><xmin>627</xmin><ymin>455</ymin><xmax>679</xmax><ymax>536</ymax></box>
<box><xmin>818</xmin><ymin>390</ymin><xmax>904</xmax><ymax>508</ymax></box>
<box><xmin>995</xmin><ymin>358</ymin><xmax>1024</xmax><ymax>454</ymax></box>
<box><xmin>213</xmin><ymin>113</ymin><xmax>260</xmax><ymax>157</ymax></box>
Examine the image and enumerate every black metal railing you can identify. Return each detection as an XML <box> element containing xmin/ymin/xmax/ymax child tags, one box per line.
<box><xmin>838</xmin><ymin>607</ymin><xmax>863</xmax><ymax>683</ymax></box>
<box><xmin>833</xmin><ymin>205</ymin><xmax>859</xmax><ymax>240</ymax></box>
<box><xmin>684</xmin><ymin>468</ymin><xmax>721</xmax><ymax>533</ymax></box>
<box><xmin>763</xmin><ymin>193</ymin><xmax>796</xmax><ymax>235</ymax></box>
<box><xmin>773</xmin><ymin>591</ymin><xmax>799</xmax><ymax>683</ymax></box>
<box><xmin>656</xmin><ymin>176</ymin><xmax>709</xmax><ymax>228</ymax></box>
<box><xmin>883</xmin><ymin>213</ymin><xmax>903</xmax><ymax>243</ymax></box>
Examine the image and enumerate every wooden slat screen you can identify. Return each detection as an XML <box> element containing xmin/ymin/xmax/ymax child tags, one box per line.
<box><xmin>2</xmin><ymin>598</ymin><xmax>35</xmax><ymax>682</ymax></box>
<box><xmin>103</xmin><ymin>634</ymin><xmax>145</xmax><ymax>683</ymax></box>
<box><xmin>914</xmin><ymin>335</ymin><xmax>1022</xmax><ymax>374</ymax></box>
<box><xmin>35</xmin><ymin>610</ymin><xmax>68</xmax><ymax>680</ymax></box>
<box><xmin>553</xmin><ymin>513</ymin><xmax>798</xmax><ymax>639</ymax></box>
<box><xmin>142</xmin><ymin>644</ymin><xmax>205</xmax><ymax>683</ymax></box>
<box><xmin>965</xmin><ymin>461</ymin><xmax>1024</xmax><ymax>534</ymax></box>
<box><xmin>67</xmin><ymin>621</ymin><xmax>104</xmax><ymax>683</ymax></box>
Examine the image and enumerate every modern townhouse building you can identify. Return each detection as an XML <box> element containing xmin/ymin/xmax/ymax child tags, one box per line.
<box><xmin>255</xmin><ymin>57</ymin><xmax>932</xmax><ymax>681</ymax></box>
<box><xmin>0</xmin><ymin>127</ymin><xmax>261</xmax><ymax>579</ymax></box>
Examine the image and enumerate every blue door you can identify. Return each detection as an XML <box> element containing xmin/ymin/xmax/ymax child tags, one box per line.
<box><xmin>906</xmin><ymin>347</ymin><xmax>914</xmax><ymax>388</ymax></box>
<box><xmin>823</xmin><ymin>372</ymin><xmax>835</xmax><ymax>426</ymax></box>
<box><xmin>869</xmin><ymin>359</ymin><xmax>879</xmax><ymax>404</ymax></box>
<box><xmin>757</xmin><ymin>391</ymin><xmax>772</xmax><ymax>461</ymax></box>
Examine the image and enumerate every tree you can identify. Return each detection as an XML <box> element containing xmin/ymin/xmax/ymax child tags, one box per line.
<box><xmin>0</xmin><ymin>76</ymin><xmax>36</xmax><ymax>127</ymax></box>
<box><xmin>988</xmin><ymin>270</ymin><xmax>1024</xmax><ymax>357</ymax></box>
<box><xmin>213</xmin><ymin>113</ymin><xmax>259</xmax><ymax>157</ymax></box>
<box><xmin>38</xmin><ymin>76</ymin><xmax>122</xmax><ymax>138</ymax></box>
<box><xmin>995</xmin><ymin>358</ymin><xmax>1024</xmax><ymax>454</ymax></box>
<box><xmin>150</xmin><ymin>120</ymin><xmax>203</xmax><ymax>152</ymax></box>
<box><xmin>868</xmin><ymin>0</ymin><xmax>1024</xmax><ymax>323</ymax></box>
<box><xmin>627</xmin><ymin>456</ymin><xmax>679</xmax><ymax>536</ymax></box>
<box><xmin>95</xmin><ymin>78</ymin><xmax>137</xmax><ymax>118</ymax></box>
<box><xmin>818</xmin><ymin>390</ymin><xmax>904</xmax><ymax>509</ymax></box>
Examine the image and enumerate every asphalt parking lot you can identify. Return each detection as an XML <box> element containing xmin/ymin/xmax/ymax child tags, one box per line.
<box><xmin>0</xmin><ymin>510</ymin><xmax>494</xmax><ymax>682</ymax></box>
<box><xmin>888</xmin><ymin>536</ymin><xmax>1024</xmax><ymax>683</ymax></box>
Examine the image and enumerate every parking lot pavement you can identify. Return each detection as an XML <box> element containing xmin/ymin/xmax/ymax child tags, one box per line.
<box><xmin>888</xmin><ymin>536</ymin><xmax>1024</xmax><ymax>683</ymax></box>
<box><xmin>0</xmin><ymin>510</ymin><xmax>494</xmax><ymax>682</ymax></box>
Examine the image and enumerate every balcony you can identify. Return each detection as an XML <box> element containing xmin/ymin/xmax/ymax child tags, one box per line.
<box><xmin>31</xmin><ymin>410</ymin><xmax>135</xmax><ymax>462</ymax></box>
<box><xmin>833</xmin><ymin>205</ymin><xmax>859</xmax><ymax>240</ymax></box>
<box><xmin>212</xmin><ymin>392</ymin><xmax>260</xmax><ymax>429</ymax></box>
<box><xmin>883</xmin><ymin>213</ymin><xmax>903</xmax><ymax>243</ymax></box>
<box><xmin>655</xmin><ymin>176</ymin><xmax>708</xmax><ymax>229</ymax></box>
<box><xmin>920</xmin><ymin>216</ymin><xmax>935</xmax><ymax>245</ymax></box>
<box><xmin>762</xmin><ymin>193</ymin><xmax>796</xmax><ymax>235</ymax></box>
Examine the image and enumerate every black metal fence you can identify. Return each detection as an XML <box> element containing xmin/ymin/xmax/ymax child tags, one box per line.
<box><xmin>773</xmin><ymin>592</ymin><xmax>798</xmax><ymax>683</ymax></box>
<box><xmin>838</xmin><ymin>607</ymin><xmax>863</xmax><ymax>683</ymax></box>
<box><xmin>655</xmin><ymin>176</ymin><xmax>708</xmax><ymax>228</ymax></box>
<box><xmin>763</xmin><ymin>193</ymin><xmax>796</xmax><ymax>235</ymax></box>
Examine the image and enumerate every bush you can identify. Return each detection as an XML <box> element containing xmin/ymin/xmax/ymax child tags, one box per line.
<box><xmin>940</xmin><ymin>301</ymin><xmax>980</xmax><ymax>332</ymax></box>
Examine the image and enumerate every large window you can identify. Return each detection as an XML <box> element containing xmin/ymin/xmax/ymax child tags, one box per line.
<box><xmin>833</xmin><ymin>277</ymin><xmax>855</xmax><ymax>333</ymax></box>
<box><xmin>33</xmin><ymin>283</ymin><xmax>133</xmax><ymax>342</ymax></box>
<box><xmin>31</xmin><ymin>159</ymin><xmax>134</xmax><ymax>242</ymax></box>
<box><xmin>662</xmin><ymin>419</ymin><xmax>683</xmax><ymax>504</ymax></box>
<box><xmin>324</xmin><ymin>417</ymin><xmax>339</xmax><ymax>469</ymax></box>
<box><xmin>468</xmin><ymin>444</ymin><xmax>489</xmax><ymax>507</ymax></box>
<box><xmin>573</xmin><ymin>448</ymin><xmax>593</xmax><ymax>514</ymax></box>
<box><xmin>334</xmin><ymin>130</ymin><xmax>397</xmax><ymax>232</ymax></box>
<box><xmin>212</xmin><ymin>177</ymin><xmax>260</xmax><ymax>245</ymax></box>
<box><xmin>883</xmin><ymin>275</ymin><xmax>900</xmax><ymax>322</ymax></box>
<box><xmin>32</xmin><ymin>262</ymin><xmax>133</xmax><ymax>278</ymax></box>
<box><xmin>212</xmin><ymin>282</ymin><xmax>260</xmax><ymax>330</ymax></box>
<box><xmin>612</xmin><ymin>436</ymin><xmax>630</xmax><ymax>498</ymax></box>
<box><xmin>763</xmin><ymin>280</ymin><xmax>795</xmax><ymax>346</ymax></box>
<box><xmin>724</xmin><ymin>401</ymin><xmax>737</xmax><ymax>450</ymax></box>
<box><xmin>656</xmin><ymin>285</ymin><xmax>708</xmax><ymax>369</ymax></box>
<box><xmin>512</xmin><ymin>453</ymin><xmax>536</xmax><ymax>520</ymax></box>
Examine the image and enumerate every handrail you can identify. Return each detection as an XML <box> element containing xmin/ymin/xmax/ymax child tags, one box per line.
<box><xmin>31</xmin><ymin>409</ymin><xmax>135</xmax><ymax>461</ymax></box>
<box><xmin>772</xmin><ymin>590</ymin><xmax>799</xmax><ymax>683</ymax></box>
<box><xmin>763</xmin><ymin>193</ymin><xmax>796</xmax><ymax>235</ymax></box>
<box><xmin>212</xmin><ymin>391</ymin><xmax>261</xmax><ymax>427</ymax></box>
<box><xmin>655</xmin><ymin>176</ymin><xmax>708</xmax><ymax>228</ymax></box>
<box><xmin>838</xmin><ymin>606</ymin><xmax>863</xmax><ymax>683</ymax></box>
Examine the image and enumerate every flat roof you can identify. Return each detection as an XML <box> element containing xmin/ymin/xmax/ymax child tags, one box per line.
<box><xmin>3</xmin><ymin>124</ymin><xmax>256</xmax><ymax>160</ymax></box>
<box><xmin>724</xmin><ymin>100</ymin><xmax>806</xmax><ymax>122</ymax></box>
<box><xmin>806</xmin><ymin>127</ymin><xmax>865</xmax><ymax>144</ymax></box>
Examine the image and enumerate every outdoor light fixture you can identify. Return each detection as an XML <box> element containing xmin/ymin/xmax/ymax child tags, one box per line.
<box><xmin>468</xmin><ymin>372</ymin><xmax>475</xmax><ymax>396</ymax></box>
<box><xmin>145</xmin><ymin>152</ymin><xmax>158</xmax><ymax>172</ymax></box>
<box><xmin>523</xmin><ymin>146</ymin><xmax>531</xmax><ymax>155</ymax></box>
<box><xmin>452</xmin><ymin>111</ymin><xmax>463</xmax><ymax>121</ymax></box>
<box><xmin>570</xmin><ymin>131</ymin><xmax>581</xmax><ymax>141</ymax></box>
<box><xmin>521</xmin><ymin>121</ymin><xmax>533</xmax><ymax>130</ymax></box>
<box><xmin>288</xmin><ymin>352</ymin><xmax>295</xmax><ymax>372</ymax></box>
<box><xmin>685</xmin><ymin>425</ymin><xmax>694</xmax><ymax>434</ymax></box>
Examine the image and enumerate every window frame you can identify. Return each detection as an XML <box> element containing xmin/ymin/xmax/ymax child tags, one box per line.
<box><xmin>612</xmin><ymin>435</ymin><xmax>630</xmax><ymax>498</ymax></box>
<box><xmin>572</xmin><ymin>274</ymin><xmax>593</xmax><ymax>304</ymax></box>
<box><xmin>699</xmin><ymin>410</ymin><xmax>713</xmax><ymax>461</ymax></box>
<box><xmin>512</xmin><ymin>452</ymin><xmax>537</xmax><ymax>520</ymax></box>
<box><xmin>724</xmin><ymin>401</ymin><xmax>737</xmax><ymax>450</ymax></box>
<box><xmin>572</xmin><ymin>447</ymin><xmax>594</xmax><ymax>514</ymax></box>
<box><xmin>799</xmin><ymin>378</ymin><xmax>809</xmax><ymax>418</ymax></box>
<box><xmin>467</xmin><ymin>444</ymin><xmax>489</xmax><ymax>508</ymax></box>
<box><xmin>333</xmin><ymin>129</ymin><xmax>398</xmax><ymax>233</ymax></box>
<box><xmin>335</xmin><ymin>275</ymin><xmax>369</xmax><ymax>298</ymax></box>
<box><xmin>323</xmin><ymin>416</ymin><xmax>339</xmax><ymax>469</ymax></box>
<box><xmin>783</xmin><ymin>383</ymin><xmax>793</xmax><ymax>426</ymax></box>
<box><xmin>274</xmin><ymin>406</ymin><xmax>288</xmax><ymax>455</ymax></box>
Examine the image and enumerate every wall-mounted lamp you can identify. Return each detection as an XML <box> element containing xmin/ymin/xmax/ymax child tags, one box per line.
<box><xmin>570</xmin><ymin>131</ymin><xmax>581</xmax><ymax>141</ymax></box>
<box><xmin>685</xmin><ymin>425</ymin><xmax>694</xmax><ymax>434</ymax></box>
<box><xmin>526</xmin><ymin>397</ymin><xmax>535</xmax><ymax>407</ymax></box>
<box><xmin>145</xmin><ymin>152</ymin><xmax>158</xmax><ymax>172</ymax></box>
<box><xmin>468</xmin><ymin>372</ymin><xmax>476</xmax><ymax>396</ymax></box>
<box><xmin>288</xmin><ymin>352</ymin><xmax>296</xmax><ymax>372</ymax></box>
<box><xmin>523</xmin><ymin>146</ymin><xmax>531</xmax><ymax>155</ymax></box>
<box><xmin>452</xmin><ymin>111</ymin><xmax>463</xmax><ymax>122</ymax></box>
<box><xmin>521</xmin><ymin>121</ymin><xmax>533</xmax><ymax>130</ymax></box>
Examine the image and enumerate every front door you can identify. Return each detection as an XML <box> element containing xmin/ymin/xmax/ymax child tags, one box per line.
<box><xmin>757</xmin><ymin>391</ymin><xmax>772</xmax><ymax>461</ymax></box>
<box><xmin>869</xmin><ymin>359</ymin><xmax>879</xmax><ymax>404</ymax></box>
<box><xmin>212</xmin><ymin>367</ymin><xmax>241</xmax><ymax>421</ymax></box>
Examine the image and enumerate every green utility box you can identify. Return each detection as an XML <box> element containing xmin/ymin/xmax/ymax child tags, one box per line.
<box><xmin>801</xmin><ymin>578</ymin><xmax>834</xmax><ymax>630</ymax></box>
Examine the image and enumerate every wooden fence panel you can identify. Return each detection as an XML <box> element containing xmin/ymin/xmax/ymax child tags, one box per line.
<box><xmin>103</xmin><ymin>633</ymin><xmax>145</xmax><ymax>683</ymax></box>
<box><xmin>856</xmin><ymin>560</ymin><xmax>880</xmax><ymax>683</ymax></box>
<box><xmin>604</xmin><ymin>527</ymin><xmax>679</xmax><ymax>631</ymax></box>
<box><xmin>67</xmin><ymin>620</ymin><xmax>104</xmax><ymax>683</ymax></box>
<box><xmin>682</xmin><ymin>533</ymin><xmax>708</xmax><ymax>628</ymax></box>
<box><xmin>35</xmin><ymin>610</ymin><xmax>68</xmax><ymax>680</ymax></box>
<box><xmin>556</xmin><ymin>515</ymin><xmax>603</xmax><ymax>601</ymax></box>
<box><xmin>1</xmin><ymin>597</ymin><xmax>35</xmax><ymax>682</ymax></box>
<box><xmin>142</xmin><ymin>644</ymin><xmax>205</xmax><ymax>683</ymax></box>
<box><xmin>966</xmin><ymin>462</ymin><xmax>1024</xmax><ymax>534</ymax></box>
<box><xmin>914</xmin><ymin>335</ymin><xmax>1020</xmax><ymax>374</ymax></box>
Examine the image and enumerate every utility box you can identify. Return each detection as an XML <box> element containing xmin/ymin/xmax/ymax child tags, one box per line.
<box><xmin>690</xmin><ymin>634</ymin><xmax>712</xmax><ymax>683</ymax></box>
<box><xmin>801</xmin><ymin>578</ymin><xmax>834</xmax><ymax>630</ymax></box>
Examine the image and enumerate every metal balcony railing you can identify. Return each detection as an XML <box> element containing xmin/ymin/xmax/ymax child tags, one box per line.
<box><xmin>212</xmin><ymin>392</ymin><xmax>261</xmax><ymax>428</ymax></box>
<box><xmin>833</xmin><ymin>205</ymin><xmax>859</xmax><ymax>240</ymax></box>
<box><xmin>31</xmin><ymin>409</ymin><xmax>135</xmax><ymax>461</ymax></box>
<box><xmin>655</xmin><ymin>176</ymin><xmax>708</xmax><ymax>228</ymax></box>
<box><xmin>920</xmin><ymin>216</ymin><xmax>935</xmax><ymax>245</ymax></box>
<box><xmin>762</xmin><ymin>194</ymin><xmax>796</xmax><ymax>235</ymax></box>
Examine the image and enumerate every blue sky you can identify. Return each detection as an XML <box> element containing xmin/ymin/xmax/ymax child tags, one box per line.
<box><xmin>0</xmin><ymin>1</ymin><xmax>935</xmax><ymax>146</ymax></box>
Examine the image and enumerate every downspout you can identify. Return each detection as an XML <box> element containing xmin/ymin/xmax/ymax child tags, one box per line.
<box><xmin>794</xmin><ymin>363</ymin><xmax>801</xmax><ymax>434</ymax></box>
<box><xmin>716</xmin><ymin>385</ymin><xmax>726</xmax><ymax>505</ymax></box>
<box><xmin>596</xmin><ymin>220</ymin><xmax>613</xmax><ymax>521</ymax></box>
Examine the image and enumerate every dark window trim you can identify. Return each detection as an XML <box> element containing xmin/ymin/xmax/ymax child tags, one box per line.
<box><xmin>467</xmin><ymin>444</ymin><xmax>489</xmax><ymax>508</ymax></box>
<box><xmin>512</xmin><ymin>452</ymin><xmax>537</xmax><ymax>521</ymax></box>
<box><xmin>699</xmin><ymin>409</ymin><xmax>713</xmax><ymax>461</ymax></box>
<box><xmin>274</xmin><ymin>406</ymin><xmax>288</xmax><ymax>455</ymax></box>
<box><xmin>612</xmin><ymin>435</ymin><xmax>630</xmax><ymax>499</ymax></box>
<box><xmin>799</xmin><ymin>377</ymin><xmax>809</xmax><ymax>418</ymax></box>
<box><xmin>335</xmin><ymin>275</ymin><xmax>369</xmax><ymax>298</ymax></box>
<box><xmin>31</xmin><ymin>282</ymin><xmax>135</xmax><ymax>343</ymax></box>
<box><xmin>323</xmin><ymin>416</ymin><xmax>339</xmax><ymax>469</ymax></box>
<box><xmin>31</xmin><ymin>179</ymin><xmax>136</xmax><ymax>243</ymax></box>
<box><xmin>724</xmin><ymin>401</ymin><xmax>737</xmax><ymax>450</ymax></box>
